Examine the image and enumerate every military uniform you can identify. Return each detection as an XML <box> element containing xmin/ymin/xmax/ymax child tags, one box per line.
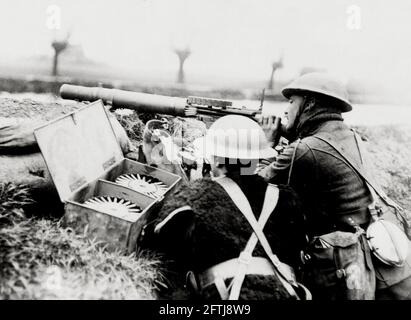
<box><xmin>260</xmin><ymin>78</ymin><xmax>411</xmax><ymax>299</ymax></box>
<box><xmin>152</xmin><ymin>174</ymin><xmax>306</xmax><ymax>300</ymax></box>
<box><xmin>262</xmin><ymin>118</ymin><xmax>373</xmax><ymax>237</ymax></box>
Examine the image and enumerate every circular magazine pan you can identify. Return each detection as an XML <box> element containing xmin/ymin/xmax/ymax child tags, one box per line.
<box><xmin>115</xmin><ymin>174</ymin><xmax>168</xmax><ymax>198</ymax></box>
<box><xmin>84</xmin><ymin>196</ymin><xmax>142</xmax><ymax>216</ymax></box>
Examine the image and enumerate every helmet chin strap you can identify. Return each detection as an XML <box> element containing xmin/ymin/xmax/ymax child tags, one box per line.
<box><xmin>295</xmin><ymin>96</ymin><xmax>308</xmax><ymax>123</ymax></box>
<box><xmin>285</xmin><ymin>96</ymin><xmax>307</xmax><ymax>141</ymax></box>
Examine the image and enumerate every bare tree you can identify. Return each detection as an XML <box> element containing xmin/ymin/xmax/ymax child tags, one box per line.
<box><xmin>267</xmin><ymin>57</ymin><xmax>283</xmax><ymax>91</ymax></box>
<box><xmin>174</xmin><ymin>48</ymin><xmax>191</xmax><ymax>84</ymax></box>
<box><xmin>51</xmin><ymin>34</ymin><xmax>70</xmax><ymax>77</ymax></box>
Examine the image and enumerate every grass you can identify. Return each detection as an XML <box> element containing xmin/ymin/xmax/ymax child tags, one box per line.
<box><xmin>0</xmin><ymin>183</ymin><xmax>33</xmax><ymax>226</ymax></box>
<box><xmin>0</xmin><ymin>183</ymin><xmax>166</xmax><ymax>300</ymax></box>
<box><xmin>114</xmin><ymin>111</ymin><xmax>146</xmax><ymax>147</ymax></box>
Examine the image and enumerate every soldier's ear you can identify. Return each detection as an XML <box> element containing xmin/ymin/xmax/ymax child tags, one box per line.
<box><xmin>305</xmin><ymin>97</ymin><xmax>316</xmax><ymax>111</ymax></box>
<box><xmin>154</xmin><ymin>205</ymin><xmax>195</xmax><ymax>241</ymax></box>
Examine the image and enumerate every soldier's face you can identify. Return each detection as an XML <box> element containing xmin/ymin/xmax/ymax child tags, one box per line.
<box><xmin>284</xmin><ymin>95</ymin><xmax>304</xmax><ymax>131</ymax></box>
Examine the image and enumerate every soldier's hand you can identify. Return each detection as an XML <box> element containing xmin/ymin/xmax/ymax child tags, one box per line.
<box><xmin>254</xmin><ymin>159</ymin><xmax>271</xmax><ymax>174</ymax></box>
<box><xmin>257</xmin><ymin>115</ymin><xmax>282</xmax><ymax>147</ymax></box>
<box><xmin>256</xmin><ymin>162</ymin><xmax>275</xmax><ymax>182</ymax></box>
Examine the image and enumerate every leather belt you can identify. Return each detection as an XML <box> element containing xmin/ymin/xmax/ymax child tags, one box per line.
<box><xmin>334</xmin><ymin>208</ymin><xmax>371</xmax><ymax>232</ymax></box>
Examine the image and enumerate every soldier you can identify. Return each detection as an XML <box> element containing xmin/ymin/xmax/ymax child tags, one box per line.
<box><xmin>258</xmin><ymin>72</ymin><xmax>411</xmax><ymax>300</ymax></box>
<box><xmin>147</xmin><ymin>115</ymin><xmax>310</xmax><ymax>300</ymax></box>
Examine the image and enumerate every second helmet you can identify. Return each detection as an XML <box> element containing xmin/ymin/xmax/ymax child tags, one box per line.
<box><xmin>204</xmin><ymin>115</ymin><xmax>276</xmax><ymax>160</ymax></box>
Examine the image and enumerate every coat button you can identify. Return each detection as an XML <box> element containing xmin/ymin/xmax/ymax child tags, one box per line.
<box><xmin>300</xmin><ymin>251</ymin><xmax>311</xmax><ymax>264</ymax></box>
<box><xmin>336</xmin><ymin>269</ymin><xmax>346</xmax><ymax>279</ymax></box>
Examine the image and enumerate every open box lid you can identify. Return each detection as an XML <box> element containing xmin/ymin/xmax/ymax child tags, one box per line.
<box><xmin>34</xmin><ymin>100</ymin><xmax>124</xmax><ymax>202</ymax></box>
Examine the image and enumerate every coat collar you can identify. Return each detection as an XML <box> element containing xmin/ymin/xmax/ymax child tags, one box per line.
<box><xmin>295</xmin><ymin>113</ymin><xmax>344</xmax><ymax>140</ymax></box>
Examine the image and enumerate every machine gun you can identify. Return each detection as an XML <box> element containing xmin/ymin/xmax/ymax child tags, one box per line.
<box><xmin>60</xmin><ymin>84</ymin><xmax>262</xmax><ymax>126</ymax></box>
<box><xmin>60</xmin><ymin>84</ymin><xmax>284</xmax><ymax>180</ymax></box>
<box><xmin>60</xmin><ymin>83</ymin><xmax>284</xmax><ymax>147</ymax></box>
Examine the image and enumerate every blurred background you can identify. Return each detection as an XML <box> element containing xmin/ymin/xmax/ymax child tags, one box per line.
<box><xmin>0</xmin><ymin>0</ymin><xmax>410</xmax><ymax>123</ymax></box>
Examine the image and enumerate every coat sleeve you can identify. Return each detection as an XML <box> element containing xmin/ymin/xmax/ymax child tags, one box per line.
<box><xmin>258</xmin><ymin>140</ymin><xmax>311</xmax><ymax>185</ymax></box>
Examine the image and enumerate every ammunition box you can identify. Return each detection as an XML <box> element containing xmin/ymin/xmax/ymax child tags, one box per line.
<box><xmin>34</xmin><ymin>100</ymin><xmax>181</xmax><ymax>254</ymax></box>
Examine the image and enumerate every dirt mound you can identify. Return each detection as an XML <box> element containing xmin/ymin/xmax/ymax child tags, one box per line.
<box><xmin>0</xmin><ymin>97</ymin><xmax>83</xmax><ymax>121</ymax></box>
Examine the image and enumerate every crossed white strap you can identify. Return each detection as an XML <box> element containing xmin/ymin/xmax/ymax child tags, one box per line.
<box><xmin>214</xmin><ymin>176</ymin><xmax>301</xmax><ymax>300</ymax></box>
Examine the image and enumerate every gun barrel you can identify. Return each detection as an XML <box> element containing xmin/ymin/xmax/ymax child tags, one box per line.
<box><xmin>60</xmin><ymin>84</ymin><xmax>189</xmax><ymax>117</ymax></box>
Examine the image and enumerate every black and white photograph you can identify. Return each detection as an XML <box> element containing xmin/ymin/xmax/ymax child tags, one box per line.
<box><xmin>1</xmin><ymin>0</ymin><xmax>411</xmax><ymax>307</ymax></box>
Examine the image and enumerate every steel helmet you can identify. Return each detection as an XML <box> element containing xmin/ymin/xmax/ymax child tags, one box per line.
<box><xmin>281</xmin><ymin>72</ymin><xmax>352</xmax><ymax>112</ymax></box>
<box><xmin>204</xmin><ymin>115</ymin><xmax>276</xmax><ymax>159</ymax></box>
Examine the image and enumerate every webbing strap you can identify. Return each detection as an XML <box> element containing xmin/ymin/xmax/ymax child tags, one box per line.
<box><xmin>352</xmin><ymin>132</ymin><xmax>383</xmax><ymax>219</ymax></box>
<box><xmin>287</xmin><ymin>138</ymin><xmax>301</xmax><ymax>185</ymax></box>
<box><xmin>352</xmin><ymin>131</ymin><xmax>402</xmax><ymax>211</ymax></box>
<box><xmin>214</xmin><ymin>277</ymin><xmax>229</xmax><ymax>300</ymax></box>
<box><xmin>353</xmin><ymin>133</ymin><xmax>409</xmax><ymax>262</ymax></box>
<box><xmin>215</xmin><ymin>176</ymin><xmax>299</xmax><ymax>299</ymax></box>
<box><xmin>228</xmin><ymin>182</ymin><xmax>279</xmax><ymax>300</ymax></box>
<box><xmin>313</xmin><ymin>131</ymin><xmax>403</xmax><ymax>213</ymax></box>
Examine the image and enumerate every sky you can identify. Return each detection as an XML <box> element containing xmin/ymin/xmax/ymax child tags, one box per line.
<box><xmin>0</xmin><ymin>0</ymin><xmax>410</xmax><ymax>93</ymax></box>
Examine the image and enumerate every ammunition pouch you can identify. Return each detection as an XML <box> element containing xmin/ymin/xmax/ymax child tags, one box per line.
<box><xmin>303</xmin><ymin>229</ymin><xmax>376</xmax><ymax>300</ymax></box>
